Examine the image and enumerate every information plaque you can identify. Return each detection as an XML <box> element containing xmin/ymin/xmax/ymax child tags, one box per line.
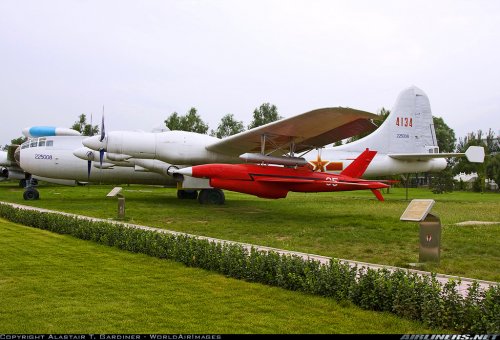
<box><xmin>400</xmin><ymin>199</ymin><xmax>441</xmax><ymax>263</ymax></box>
<box><xmin>106</xmin><ymin>187</ymin><xmax>125</xmax><ymax>219</ymax></box>
<box><xmin>107</xmin><ymin>186</ymin><xmax>123</xmax><ymax>197</ymax></box>
<box><xmin>400</xmin><ymin>199</ymin><xmax>435</xmax><ymax>222</ymax></box>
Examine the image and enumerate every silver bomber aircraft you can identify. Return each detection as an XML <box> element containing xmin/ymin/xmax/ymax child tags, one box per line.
<box><xmin>18</xmin><ymin>103</ymin><xmax>381</xmax><ymax>203</ymax></box>
<box><xmin>79</xmin><ymin>86</ymin><xmax>484</xmax><ymax>204</ymax></box>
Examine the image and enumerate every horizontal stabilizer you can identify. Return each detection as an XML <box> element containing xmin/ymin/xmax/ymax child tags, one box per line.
<box><xmin>389</xmin><ymin>153</ymin><xmax>459</xmax><ymax>161</ymax></box>
<box><xmin>389</xmin><ymin>146</ymin><xmax>485</xmax><ymax>163</ymax></box>
<box><xmin>465</xmin><ymin>146</ymin><xmax>485</xmax><ymax>163</ymax></box>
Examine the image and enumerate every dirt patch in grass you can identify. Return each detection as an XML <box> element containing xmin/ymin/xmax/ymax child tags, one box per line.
<box><xmin>455</xmin><ymin>221</ymin><xmax>500</xmax><ymax>226</ymax></box>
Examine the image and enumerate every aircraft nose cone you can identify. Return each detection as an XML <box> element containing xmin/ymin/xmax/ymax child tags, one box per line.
<box><xmin>83</xmin><ymin>135</ymin><xmax>105</xmax><ymax>151</ymax></box>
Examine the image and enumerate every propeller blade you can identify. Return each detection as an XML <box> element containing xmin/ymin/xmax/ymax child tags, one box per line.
<box><xmin>99</xmin><ymin>106</ymin><xmax>105</xmax><ymax>142</ymax></box>
<box><xmin>87</xmin><ymin>159</ymin><xmax>92</xmax><ymax>181</ymax></box>
<box><xmin>99</xmin><ymin>148</ymin><xmax>105</xmax><ymax>167</ymax></box>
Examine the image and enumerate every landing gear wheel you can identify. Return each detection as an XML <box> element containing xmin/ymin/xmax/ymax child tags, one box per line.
<box><xmin>187</xmin><ymin>190</ymin><xmax>198</xmax><ymax>199</ymax></box>
<box><xmin>198</xmin><ymin>189</ymin><xmax>225</xmax><ymax>205</ymax></box>
<box><xmin>23</xmin><ymin>188</ymin><xmax>40</xmax><ymax>200</ymax></box>
<box><xmin>177</xmin><ymin>190</ymin><xmax>198</xmax><ymax>200</ymax></box>
<box><xmin>177</xmin><ymin>190</ymin><xmax>186</xmax><ymax>199</ymax></box>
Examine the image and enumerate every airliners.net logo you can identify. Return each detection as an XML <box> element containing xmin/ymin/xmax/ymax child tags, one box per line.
<box><xmin>401</xmin><ymin>335</ymin><xmax>498</xmax><ymax>340</ymax></box>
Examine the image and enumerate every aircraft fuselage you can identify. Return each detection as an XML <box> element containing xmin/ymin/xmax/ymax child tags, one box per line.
<box><xmin>19</xmin><ymin>136</ymin><xmax>176</xmax><ymax>186</ymax></box>
<box><xmin>309</xmin><ymin>150</ymin><xmax>448</xmax><ymax>177</ymax></box>
<box><xmin>84</xmin><ymin>131</ymin><xmax>447</xmax><ymax>179</ymax></box>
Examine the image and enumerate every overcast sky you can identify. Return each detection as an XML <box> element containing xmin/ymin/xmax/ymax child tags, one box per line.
<box><xmin>1</xmin><ymin>0</ymin><xmax>499</xmax><ymax>147</ymax></box>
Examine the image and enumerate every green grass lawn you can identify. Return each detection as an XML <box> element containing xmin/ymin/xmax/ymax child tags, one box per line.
<box><xmin>0</xmin><ymin>218</ymin><xmax>447</xmax><ymax>334</ymax></box>
<box><xmin>0</xmin><ymin>181</ymin><xmax>499</xmax><ymax>282</ymax></box>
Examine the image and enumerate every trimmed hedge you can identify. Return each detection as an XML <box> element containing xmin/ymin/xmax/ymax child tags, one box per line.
<box><xmin>0</xmin><ymin>203</ymin><xmax>498</xmax><ymax>332</ymax></box>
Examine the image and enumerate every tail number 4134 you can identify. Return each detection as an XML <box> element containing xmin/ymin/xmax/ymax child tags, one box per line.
<box><xmin>396</xmin><ymin>117</ymin><xmax>413</xmax><ymax>127</ymax></box>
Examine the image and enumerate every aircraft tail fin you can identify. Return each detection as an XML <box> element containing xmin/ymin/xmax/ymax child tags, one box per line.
<box><xmin>340</xmin><ymin>148</ymin><xmax>377</xmax><ymax>178</ymax></box>
<box><xmin>332</xmin><ymin>86</ymin><xmax>438</xmax><ymax>155</ymax></box>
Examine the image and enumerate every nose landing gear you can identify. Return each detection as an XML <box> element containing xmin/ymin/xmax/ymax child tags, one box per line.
<box><xmin>22</xmin><ymin>174</ymin><xmax>40</xmax><ymax>200</ymax></box>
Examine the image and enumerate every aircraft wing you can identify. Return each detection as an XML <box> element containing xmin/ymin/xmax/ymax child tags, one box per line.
<box><xmin>206</xmin><ymin>107</ymin><xmax>379</xmax><ymax>156</ymax></box>
<box><xmin>389</xmin><ymin>146</ymin><xmax>485</xmax><ymax>163</ymax></box>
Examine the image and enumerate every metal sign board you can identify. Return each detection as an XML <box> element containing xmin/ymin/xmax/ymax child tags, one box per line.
<box><xmin>419</xmin><ymin>213</ymin><xmax>441</xmax><ymax>263</ymax></box>
<box><xmin>400</xmin><ymin>199</ymin><xmax>435</xmax><ymax>222</ymax></box>
<box><xmin>107</xmin><ymin>186</ymin><xmax>123</xmax><ymax>197</ymax></box>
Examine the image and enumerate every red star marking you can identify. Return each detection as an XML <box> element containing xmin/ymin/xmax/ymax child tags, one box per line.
<box><xmin>308</xmin><ymin>154</ymin><xmax>330</xmax><ymax>172</ymax></box>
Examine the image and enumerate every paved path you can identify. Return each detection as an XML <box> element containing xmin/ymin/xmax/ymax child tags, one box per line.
<box><xmin>1</xmin><ymin>201</ymin><xmax>498</xmax><ymax>297</ymax></box>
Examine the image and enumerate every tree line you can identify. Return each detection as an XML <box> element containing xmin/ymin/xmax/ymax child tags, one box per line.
<box><xmin>63</xmin><ymin>103</ymin><xmax>281</xmax><ymax>139</ymax></box>
<box><xmin>163</xmin><ymin>103</ymin><xmax>281</xmax><ymax>138</ymax></box>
